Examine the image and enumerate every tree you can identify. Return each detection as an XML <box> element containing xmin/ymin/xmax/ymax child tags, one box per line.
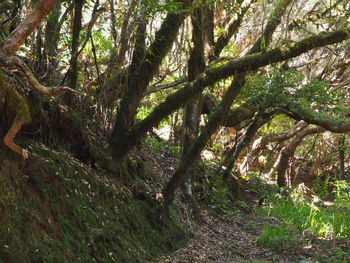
<box><xmin>1</xmin><ymin>0</ymin><xmax>350</xmax><ymax>212</ymax></box>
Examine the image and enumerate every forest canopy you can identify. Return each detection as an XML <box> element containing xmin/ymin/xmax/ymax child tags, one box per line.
<box><xmin>0</xmin><ymin>0</ymin><xmax>350</xmax><ymax>208</ymax></box>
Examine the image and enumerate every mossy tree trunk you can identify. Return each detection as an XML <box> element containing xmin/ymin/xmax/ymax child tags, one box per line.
<box><xmin>64</xmin><ymin>0</ymin><xmax>84</xmax><ymax>105</ymax></box>
<box><xmin>162</xmin><ymin>74</ymin><xmax>247</xmax><ymax>209</ymax></box>
<box><xmin>43</xmin><ymin>0</ymin><xmax>62</xmax><ymax>84</ymax></box>
<box><xmin>338</xmin><ymin>135</ymin><xmax>345</xmax><ymax>180</ymax></box>
<box><xmin>109</xmin><ymin>0</ymin><xmax>192</xmax><ymax>164</ymax></box>
<box><xmin>181</xmin><ymin>7</ymin><xmax>205</xmax><ymax>199</ymax></box>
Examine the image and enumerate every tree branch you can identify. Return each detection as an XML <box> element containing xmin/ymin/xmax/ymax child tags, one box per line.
<box><xmin>131</xmin><ymin>27</ymin><xmax>350</xmax><ymax>150</ymax></box>
<box><xmin>2</xmin><ymin>56</ymin><xmax>81</xmax><ymax>95</ymax></box>
<box><xmin>2</xmin><ymin>0</ymin><xmax>57</xmax><ymax>56</ymax></box>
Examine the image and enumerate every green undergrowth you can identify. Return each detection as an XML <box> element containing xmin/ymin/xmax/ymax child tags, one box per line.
<box><xmin>257</xmin><ymin>223</ymin><xmax>302</xmax><ymax>250</ymax></box>
<box><xmin>0</xmin><ymin>143</ymin><xmax>190</xmax><ymax>263</ymax></box>
<box><xmin>258</xmin><ymin>185</ymin><xmax>350</xmax><ymax>241</ymax></box>
<box><xmin>255</xmin><ymin>183</ymin><xmax>350</xmax><ymax>262</ymax></box>
<box><xmin>257</xmin><ymin>185</ymin><xmax>350</xmax><ymax>256</ymax></box>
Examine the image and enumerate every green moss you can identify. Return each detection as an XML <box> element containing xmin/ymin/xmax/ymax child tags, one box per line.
<box><xmin>0</xmin><ymin>143</ymin><xmax>190</xmax><ymax>263</ymax></box>
<box><xmin>0</xmin><ymin>72</ymin><xmax>31</xmax><ymax>124</ymax></box>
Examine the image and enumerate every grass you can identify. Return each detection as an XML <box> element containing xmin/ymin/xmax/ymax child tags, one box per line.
<box><xmin>257</xmin><ymin>181</ymin><xmax>350</xmax><ymax>256</ymax></box>
<box><xmin>258</xmin><ymin>186</ymin><xmax>350</xmax><ymax>240</ymax></box>
<box><xmin>257</xmin><ymin>223</ymin><xmax>302</xmax><ymax>250</ymax></box>
<box><xmin>254</xmin><ymin>183</ymin><xmax>350</xmax><ymax>263</ymax></box>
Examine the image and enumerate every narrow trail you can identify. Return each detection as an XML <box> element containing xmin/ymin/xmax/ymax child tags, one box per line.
<box><xmin>153</xmin><ymin>210</ymin><xmax>350</xmax><ymax>263</ymax></box>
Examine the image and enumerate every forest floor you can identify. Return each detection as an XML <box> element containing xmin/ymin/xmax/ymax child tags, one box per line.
<box><xmin>153</xmin><ymin>209</ymin><xmax>350</xmax><ymax>263</ymax></box>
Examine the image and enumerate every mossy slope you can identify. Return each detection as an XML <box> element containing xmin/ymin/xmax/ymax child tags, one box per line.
<box><xmin>0</xmin><ymin>143</ymin><xmax>190</xmax><ymax>263</ymax></box>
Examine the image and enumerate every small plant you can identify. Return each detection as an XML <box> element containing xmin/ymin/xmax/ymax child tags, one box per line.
<box><xmin>209</xmin><ymin>185</ymin><xmax>234</xmax><ymax>215</ymax></box>
<box><xmin>235</xmin><ymin>200</ymin><xmax>250</xmax><ymax>211</ymax></box>
<box><xmin>333</xmin><ymin>180</ymin><xmax>350</xmax><ymax>206</ymax></box>
<box><xmin>313</xmin><ymin>176</ymin><xmax>331</xmax><ymax>199</ymax></box>
<box><xmin>168</xmin><ymin>145</ymin><xmax>180</xmax><ymax>156</ymax></box>
<box><xmin>142</xmin><ymin>137</ymin><xmax>164</xmax><ymax>152</ymax></box>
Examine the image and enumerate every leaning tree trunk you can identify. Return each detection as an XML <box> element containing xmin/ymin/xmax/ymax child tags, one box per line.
<box><xmin>109</xmin><ymin>0</ymin><xmax>191</xmax><ymax>164</ymax></box>
<box><xmin>221</xmin><ymin>113</ymin><xmax>272</xmax><ymax>183</ymax></box>
<box><xmin>276</xmin><ymin>127</ymin><xmax>325</xmax><ymax>187</ymax></box>
<box><xmin>240</xmin><ymin>121</ymin><xmax>308</xmax><ymax>174</ymax></box>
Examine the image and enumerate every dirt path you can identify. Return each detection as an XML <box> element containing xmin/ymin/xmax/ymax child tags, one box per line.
<box><xmin>153</xmin><ymin>210</ymin><xmax>350</xmax><ymax>263</ymax></box>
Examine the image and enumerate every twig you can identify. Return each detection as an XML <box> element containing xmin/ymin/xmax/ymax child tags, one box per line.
<box><xmin>90</xmin><ymin>34</ymin><xmax>102</xmax><ymax>90</ymax></box>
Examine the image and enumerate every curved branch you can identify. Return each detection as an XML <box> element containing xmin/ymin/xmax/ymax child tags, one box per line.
<box><xmin>284</xmin><ymin>99</ymin><xmax>350</xmax><ymax>133</ymax></box>
<box><xmin>212</xmin><ymin>0</ymin><xmax>255</xmax><ymax>59</ymax></box>
<box><xmin>145</xmin><ymin>77</ymin><xmax>187</xmax><ymax>95</ymax></box>
<box><xmin>2</xmin><ymin>0</ymin><xmax>57</xmax><ymax>56</ymax></box>
<box><xmin>239</xmin><ymin>121</ymin><xmax>308</xmax><ymax>174</ymax></box>
<box><xmin>3</xmin><ymin>56</ymin><xmax>81</xmax><ymax>95</ymax></box>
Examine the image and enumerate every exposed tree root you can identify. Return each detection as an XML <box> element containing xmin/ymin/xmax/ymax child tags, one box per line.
<box><xmin>3</xmin><ymin>115</ymin><xmax>28</xmax><ymax>159</ymax></box>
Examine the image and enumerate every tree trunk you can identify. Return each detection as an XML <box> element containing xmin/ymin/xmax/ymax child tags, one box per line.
<box><xmin>109</xmin><ymin>0</ymin><xmax>191</xmax><ymax>163</ymax></box>
<box><xmin>212</xmin><ymin>0</ymin><xmax>253</xmax><ymax>60</ymax></box>
<box><xmin>276</xmin><ymin>127</ymin><xmax>325</xmax><ymax>187</ymax></box>
<box><xmin>339</xmin><ymin>135</ymin><xmax>345</xmax><ymax>180</ymax></box>
<box><xmin>2</xmin><ymin>0</ymin><xmax>57</xmax><ymax>56</ymax></box>
<box><xmin>44</xmin><ymin>0</ymin><xmax>62</xmax><ymax>84</ymax></box>
<box><xmin>239</xmin><ymin>121</ymin><xmax>308</xmax><ymax>174</ymax></box>
<box><xmin>221</xmin><ymin>113</ymin><xmax>272</xmax><ymax>182</ymax></box>
<box><xmin>181</xmin><ymin>7</ymin><xmax>205</xmax><ymax>198</ymax></box>
<box><xmin>64</xmin><ymin>0</ymin><xmax>84</xmax><ymax>105</ymax></box>
<box><xmin>163</xmin><ymin>74</ymin><xmax>247</xmax><ymax>209</ymax></box>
